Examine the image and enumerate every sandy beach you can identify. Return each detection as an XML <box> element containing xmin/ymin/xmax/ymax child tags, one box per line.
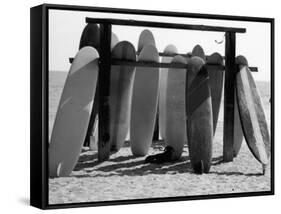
<box><xmin>49</xmin><ymin>141</ymin><xmax>271</xmax><ymax>204</ymax></box>
<box><xmin>48</xmin><ymin>71</ymin><xmax>271</xmax><ymax>205</ymax></box>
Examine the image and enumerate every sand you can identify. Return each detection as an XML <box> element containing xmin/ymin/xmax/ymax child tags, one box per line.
<box><xmin>49</xmin><ymin>71</ymin><xmax>271</xmax><ymax>205</ymax></box>
<box><xmin>49</xmin><ymin>137</ymin><xmax>271</xmax><ymax>204</ymax></box>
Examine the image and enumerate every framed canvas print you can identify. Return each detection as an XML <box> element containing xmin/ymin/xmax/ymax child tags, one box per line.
<box><xmin>30</xmin><ymin>3</ymin><xmax>274</xmax><ymax>209</ymax></box>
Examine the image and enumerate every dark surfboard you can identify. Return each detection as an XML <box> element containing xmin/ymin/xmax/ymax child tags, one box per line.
<box><xmin>186</xmin><ymin>56</ymin><xmax>213</xmax><ymax>174</ymax></box>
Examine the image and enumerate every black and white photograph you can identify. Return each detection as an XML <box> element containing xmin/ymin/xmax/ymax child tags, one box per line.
<box><xmin>30</xmin><ymin>3</ymin><xmax>274</xmax><ymax>210</ymax></box>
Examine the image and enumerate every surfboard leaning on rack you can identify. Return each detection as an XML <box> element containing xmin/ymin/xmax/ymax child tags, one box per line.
<box><xmin>235</xmin><ymin>55</ymin><xmax>270</xmax><ymax>169</ymax></box>
<box><xmin>130</xmin><ymin>30</ymin><xmax>160</xmax><ymax>156</ymax></box>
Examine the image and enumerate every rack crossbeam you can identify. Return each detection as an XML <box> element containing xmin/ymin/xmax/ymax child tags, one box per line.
<box><xmin>68</xmin><ymin>57</ymin><xmax>258</xmax><ymax>71</ymax></box>
<box><xmin>86</xmin><ymin>18</ymin><xmax>246</xmax><ymax>33</ymax></box>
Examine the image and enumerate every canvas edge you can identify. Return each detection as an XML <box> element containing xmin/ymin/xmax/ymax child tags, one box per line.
<box><xmin>30</xmin><ymin>4</ymin><xmax>49</xmax><ymax>209</ymax></box>
<box><xmin>30</xmin><ymin>3</ymin><xmax>275</xmax><ymax>210</ymax></box>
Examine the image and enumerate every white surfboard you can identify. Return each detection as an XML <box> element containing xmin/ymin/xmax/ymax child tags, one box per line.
<box><xmin>79</xmin><ymin>23</ymin><xmax>100</xmax><ymax>149</ymax></box>
<box><xmin>137</xmin><ymin>29</ymin><xmax>156</xmax><ymax>53</ymax></box>
<box><xmin>159</xmin><ymin>44</ymin><xmax>178</xmax><ymax>140</ymax></box>
<box><xmin>124</xmin><ymin>29</ymin><xmax>156</xmax><ymax>142</ymax></box>
<box><xmin>130</xmin><ymin>44</ymin><xmax>160</xmax><ymax>156</ymax></box>
<box><xmin>165</xmin><ymin>55</ymin><xmax>187</xmax><ymax>159</ymax></box>
<box><xmin>109</xmin><ymin>41</ymin><xmax>136</xmax><ymax>152</ymax></box>
<box><xmin>138</xmin><ymin>29</ymin><xmax>159</xmax><ymax>140</ymax></box>
<box><xmin>49</xmin><ymin>47</ymin><xmax>99</xmax><ymax>177</ymax></box>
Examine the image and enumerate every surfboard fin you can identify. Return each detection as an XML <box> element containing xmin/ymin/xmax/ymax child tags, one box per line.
<box><xmin>262</xmin><ymin>163</ymin><xmax>268</xmax><ymax>175</ymax></box>
<box><xmin>56</xmin><ymin>163</ymin><xmax>62</xmax><ymax>177</ymax></box>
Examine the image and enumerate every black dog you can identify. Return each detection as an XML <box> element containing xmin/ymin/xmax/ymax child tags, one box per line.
<box><xmin>145</xmin><ymin>146</ymin><xmax>175</xmax><ymax>164</ymax></box>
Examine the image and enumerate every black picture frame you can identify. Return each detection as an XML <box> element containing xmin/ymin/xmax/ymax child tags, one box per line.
<box><xmin>30</xmin><ymin>3</ymin><xmax>274</xmax><ymax>210</ymax></box>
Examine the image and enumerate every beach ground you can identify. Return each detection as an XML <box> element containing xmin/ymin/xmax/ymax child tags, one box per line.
<box><xmin>49</xmin><ymin>137</ymin><xmax>271</xmax><ymax>204</ymax></box>
<box><xmin>49</xmin><ymin>72</ymin><xmax>271</xmax><ymax>204</ymax></box>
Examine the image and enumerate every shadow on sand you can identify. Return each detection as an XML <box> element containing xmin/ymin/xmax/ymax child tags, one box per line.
<box><xmin>72</xmin><ymin>149</ymin><xmax>263</xmax><ymax>178</ymax></box>
<box><xmin>209</xmin><ymin>171</ymin><xmax>263</xmax><ymax>177</ymax></box>
<box><xmin>75</xmin><ymin>159</ymin><xmax>193</xmax><ymax>178</ymax></box>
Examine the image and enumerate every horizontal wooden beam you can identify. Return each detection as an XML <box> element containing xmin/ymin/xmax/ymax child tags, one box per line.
<box><xmin>111</xmin><ymin>59</ymin><xmax>224</xmax><ymax>69</ymax></box>
<box><xmin>86</xmin><ymin>18</ymin><xmax>246</xmax><ymax>33</ymax></box>
<box><xmin>68</xmin><ymin>57</ymin><xmax>258</xmax><ymax>71</ymax></box>
<box><xmin>159</xmin><ymin>52</ymin><xmax>221</xmax><ymax>60</ymax></box>
<box><xmin>248</xmin><ymin>67</ymin><xmax>258</xmax><ymax>72</ymax></box>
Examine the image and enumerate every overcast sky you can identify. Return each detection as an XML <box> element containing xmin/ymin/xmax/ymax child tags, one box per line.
<box><xmin>49</xmin><ymin>9</ymin><xmax>271</xmax><ymax>81</ymax></box>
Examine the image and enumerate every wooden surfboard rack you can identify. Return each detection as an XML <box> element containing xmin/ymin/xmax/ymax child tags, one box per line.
<box><xmin>69</xmin><ymin>57</ymin><xmax>258</xmax><ymax>71</ymax></box>
<box><xmin>71</xmin><ymin>17</ymin><xmax>259</xmax><ymax>162</ymax></box>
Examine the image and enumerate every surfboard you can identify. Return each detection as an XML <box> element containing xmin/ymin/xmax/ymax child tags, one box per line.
<box><xmin>130</xmin><ymin>44</ymin><xmax>160</xmax><ymax>156</ymax></box>
<box><xmin>137</xmin><ymin>29</ymin><xmax>160</xmax><ymax>140</ymax></box>
<box><xmin>233</xmin><ymin>90</ymin><xmax>244</xmax><ymax>157</ymax></box>
<box><xmin>111</xmin><ymin>32</ymin><xmax>119</xmax><ymax>50</ymax></box>
<box><xmin>79</xmin><ymin>24</ymin><xmax>119</xmax><ymax>50</ymax></box>
<box><xmin>207</xmin><ymin>52</ymin><xmax>224</xmax><ymax>134</ymax></box>
<box><xmin>78</xmin><ymin>23</ymin><xmax>100</xmax><ymax>148</ymax></box>
<box><xmin>49</xmin><ymin>47</ymin><xmax>99</xmax><ymax>177</ymax></box>
<box><xmin>232</xmin><ymin>56</ymin><xmax>247</xmax><ymax>157</ymax></box>
<box><xmin>236</xmin><ymin>56</ymin><xmax>270</xmax><ymax>165</ymax></box>
<box><xmin>137</xmin><ymin>29</ymin><xmax>156</xmax><ymax>53</ymax></box>
<box><xmin>192</xmin><ymin>46</ymin><xmax>222</xmax><ymax>135</ymax></box>
<box><xmin>79</xmin><ymin>23</ymin><xmax>100</xmax><ymax>50</ymax></box>
<box><xmin>79</xmin><ymin>23</ymin><xmax>119</xmax><ymax>149</ymax></box>
<box><xmin>186</xmin><ymin>56</ymin><xmax>213</xmax><ymax>174</ymax></box>
<box><xmin>109</xmin><ymin>41</ymin><xmax>136</xmax><ymax>152</ymax></box>
<box><xmin>165</xmin><ymin>55</ymin><xmax>187</xmax><ymax>160</ymax></box>
<box><xmin>192</xmin><ymin>44</ymin><xmax>206</xmax><ymax>61</ymax></box>
<box><xmin>159</xmin><ymin>44</ymin><xmax>178</xmax><ymax>140</ymax></box>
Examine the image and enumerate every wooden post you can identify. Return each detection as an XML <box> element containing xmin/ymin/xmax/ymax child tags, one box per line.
<box><xmin>223</xmin><ymin>32</ymin><xmax>236</xmax><ymax>162</ymax></box>
<box><xmin>98</xmin><ymin>23</ymin><xmax>112</xmax><ymax>162</ymax></box>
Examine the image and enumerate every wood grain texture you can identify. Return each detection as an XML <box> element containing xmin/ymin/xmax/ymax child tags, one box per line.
<box><xmin>233</xmin><ymin>55</ymin><xmax>247</xmax><ymax>157</ymax></box>
<box><xmin>236</xmin><ymin>66</ymin><xmax>270</xmax><ymax>164</ymax></box>
<box><xmin>186</xmin><ymin>57</ymin><xmax>213</xmax><ymax>173</ymax></box>
<box><xmin>233</xmin><ymin>90</ymin><xmax>244</xmax><ymax>157</ymax></box>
